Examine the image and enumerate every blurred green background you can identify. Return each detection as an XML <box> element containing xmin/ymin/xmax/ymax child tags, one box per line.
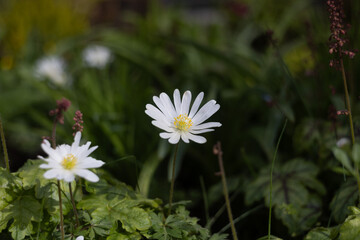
<box><xmin>1</xmin><ymin>0</ymin><xmax>360</xmax><ymax>239</ymax></box>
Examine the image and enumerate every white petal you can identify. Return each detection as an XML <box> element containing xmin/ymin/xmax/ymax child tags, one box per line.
<box><xmin>188</xmin><ymin>92</ymin><xmax>204</xmax><ymax>118</ymax></box>
<box><xmin>145</xmin><ymin>104</ymin><xmax>169</xmax><ymax>122</ymax></box>
<box><xmin>181</xmin><ymin>133</ymin><xmax>190</xmax><ymax>143</ymax></box>
<box><xmin>173</xmin><ymin>89</ymin><xmax>181</xmax><ymax>115</ymax></box>
<box><xmin>192</xmin><ymin>122</ymin><xmax>222</xmax><ymax>130</ymax></box>
<box><xmin>74</xmin><ymin>131</ymin><xmax>82</xmax><ymax>146</ymax></box>
<box><xmin>77</xmin><ymin>157</ymin><xmax>104</xmax><ymax>168</ymax></box>
<box><xmin>57</xmin><ymin>145</ymin><xmax>70</xmax><ymax>158</ymax></box>
<box><xmin>159</xmin><ymin>92</ymin><xmax>177</xmax><ymax>118</ymax></box>
<box><xmin>76</xmin><ymin>143</ymin><xmax>96</xmax><ymax>160</ymax></box>
<box><xmin>63</xmin><ymin>172</ymin><xmax>75</xmax><ymax>182</ymax></box>
<box><xmin>43</xmin><ymin>169</ymin><xmax>61</xmax><ymax>179</ymax></box>
<box><xmin>153</xmin><ymin>96</ymin><xmax>173</xmax><ymax>121</ymax></box>
<box><xmin>192</xmin><ymin>101</ymin><xmax>220</xmax><ymax>125</ymax></box>
<box><xmin>190</xmin><ymin>129</ymin><xmax>214</xmax><ymax>134</ymax></box>
<box><xmin>168</xmin><ymin>133</ymin><xmax>180</xmax><ymax>144</ymax></box>
<box><xmin>76</xmin><ymin>237</ymin><xmax>84</xmax><ymax>240</ymax></box>
<box><xmin>74</xmin><ymin>169</ymin><xmax>99</xmax><ymax>182</ymax></box>
<box><xmin>180</xmin><ymin>91</ymin><xmax>191</xmax><ymax>115</ymax></box>
<box><xmin>160</xmin><ymin>132</ymin><xmax>173</xmax><ymax>139</ymax></box>
<box><xmin>187</xmin><ymin>133</ymin><xmax>207</xmax><ymax>144</ymax></box>
<box><xmin>151</xmin><ymin>120</ymin><xmax>173</xmax><ymax>132</ymax></box>
<box><xmin>39</xmin><ymin>163</ymin><xmax>49</xmax><ymax>169</ymax></box>
<box><xmin>41</xmin><ymin>141</ymin><xmax>62</xmax><ymax>162</ymax></box>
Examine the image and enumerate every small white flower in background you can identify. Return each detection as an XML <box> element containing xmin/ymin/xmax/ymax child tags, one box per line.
<box><xmin>337</xmin><ymin>138</ymin><xmax>350</xmax><ymax>148</ymax></box>
<box><xmin>145</xmin><ymin>89</ymin><xmax>221</xmax><ymax>144</ymax></box>
<box><xmin>39</xmin><ymin>132</ymin><xmax>105</xmax><ymax>182</ymax></box>
<box><xmin>35</xmin><ymin>56</ymin><xmax>68</xmax><ymax>85</ymax></box>
<box><xmin>82</xmin><ymin>45</ymin><xmax>112</xmax><ymax>69</ymax></box>
<box><xmin>76</xmin><ymin>236</ymin><xmax>84</xmax><ymax>240</ymax></box>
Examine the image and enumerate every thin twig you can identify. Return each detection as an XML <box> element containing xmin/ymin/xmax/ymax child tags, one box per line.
<box><xmin>214</xmin><ymin>142</ymin><xmax>238</xmax><ymax>240</ymax></box>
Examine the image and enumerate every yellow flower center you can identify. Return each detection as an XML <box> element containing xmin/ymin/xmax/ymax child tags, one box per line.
<box><xmin>61</xmin><ymin>154</ymin><xmax>77</xmax><ymax>170</ymax></box>
<box><xmin>174</xmin><ymin>114</ymin><xmax>193</xmax><ymax>131</ymax></box>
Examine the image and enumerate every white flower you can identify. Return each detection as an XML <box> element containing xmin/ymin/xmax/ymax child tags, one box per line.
<box><xmin>39</xmin><ymin>132</ymin><xmax>105</xmax><ymax>182</ymax></box>
<box><xmin>82</xmin><ymin>45</ymin><xmax>112</xmax><ymax>69</ymax></box>
<box><xmin>337</xmin><ymin>138</ymin><xmax>350</xmax><ymax>148</ymax></box>
<box><xmin>76</xmin><ymin>236</ymin><xmax>84</xmax><ymax>240</ymax></box>
<box><xmin>35</xmin><ymin>56</ymin><xmax>68</xmax><ymax>85</ymax></box>
<box><xmin>145</xmin><ymin>89</ymin><xmax>221</xmax><ymax>144</ymax></box>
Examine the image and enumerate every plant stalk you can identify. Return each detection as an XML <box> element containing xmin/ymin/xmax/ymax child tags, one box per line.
<box><xmin>57</xmin><ymin>180</ymin><xmax>65</xmax><ymax>240</ymax></box>
<box><xmin>214</xmin><ymin>142</ymin><xmax>238</xmax><ymax>240</ymax></box>
<box><xmin>340</xmin><ymin>58</ymin><xmax>360</xmax><ymax>197</ymax></box>
<box><xmin>268</xmin><ymin>119</ymin><xmax>287</xmax><ymax>240</ymax></box>
<box><xmin>69</xmin><ymin>182</ymin><xmax>80</xmax><ymax>227</ymax></box>
<box><xmin>0</xmin><ymin>116</ymin><xmax>10</xmax><ymax>172</ymax></box>
<box><xmin>168</xmin><ymin>143</ymin><xmax>179</xmax><ymax>215</ymax></box>
<box><xmin>51</xmin><ymin>116</ymin><xmax>64</xmax><ymax>239</ymax></box>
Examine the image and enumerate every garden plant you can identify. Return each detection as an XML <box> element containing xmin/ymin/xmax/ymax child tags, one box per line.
<box><xmin>1</xmin><ymin>0</ymin><xmax>360</xmax><ymax>239</ymax></box>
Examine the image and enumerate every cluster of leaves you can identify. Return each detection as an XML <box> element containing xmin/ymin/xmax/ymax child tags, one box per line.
<box><xmin>0</xmin><ymin>160</ymin><xmax>226</xmax><ymax>240</ymax></box>
<box><xmin>245</xmin><ymin>159</ymin><xmax>325</xmax><ymax>236</ymax></box>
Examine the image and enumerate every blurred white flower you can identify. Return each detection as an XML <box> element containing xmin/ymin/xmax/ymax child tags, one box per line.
<box><xmin>39</xmin><ymin>132</ymin><xmax>105</xmax><ymax>182</ymax></box>
<box><xmin>76</xmin><ymin>236</ymin><xmax>84</xmax><ymax>240</ymax></box>
<box><xmin>83</xmin><ymin>45</ymin><xmax>112</xmax><ymax>69</ymax></box>
<box><xmin>145</xmin><ymin>89</ymin><xmax>221</xmax><ymax>144</ymax></box>
<box><xmin>35</xmin><ymin>56</ymin><xmax>68</xmax><ymax>85</ymax></box>
<box><xmin>337</xmin><ymin>138</ymin><xmax>350</xmax><ymax>148</ymax></box>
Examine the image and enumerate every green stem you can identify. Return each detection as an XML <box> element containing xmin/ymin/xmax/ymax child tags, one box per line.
<box><xmin>199</xmin><ymin>176</ymin><xmax>210</xmax><ymax>224</ymax></box>
<box><xmin>0</xmin><ymin>116</ymin><xmax>10</xmax><ymax>172</ymax></box>
<box><xmin>340</xmin><ymin>58</ymin><xmax>360</xmax><ymax>198</ymax></box>
<box><xmin>168</xmin><ymin>143</ymin><xmax>179</xmax><ymax>215</ymax></box>
<box><xmin>214</xmin><ymin>142</ymin><xmax>238</xmax><ymax>240</ymax></box>
<box><xmin>69</xmin><ymin>182</ymin><xmax>80</xmax><ymax>227</ymax></box>
<box><xmin>57</xmin><ymin>180</ymin><xmax>65</xmax><ymax>240</ymax></box>
<box><xmin>268</xmin><ymin>119</ymin><xmax>287</xmax><ymax>240</ymax></box>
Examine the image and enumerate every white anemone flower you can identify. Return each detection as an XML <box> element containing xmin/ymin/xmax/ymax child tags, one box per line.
<box><xmin>35</xmin><ymin>56</ymin><xmax>68</xmax><ymax>85</ymax></box>
<box><xmin>76</xmin><ymin>236</ymin><xmax>84</xmax><ymax>240</ymax></box>
<box><xmin>145</xmin><ymin>89</ymin><xmax>221</xmax><ymax>144</ymax></box>
<box><xmin>82</xmin><ymin>45</ymin><xmax>112</xmax><ymax>69</ymax></box>
<box><xmin>39</xmin><ymin>132</ymin><xmax>105</xmax><ymax>182</ymax></box>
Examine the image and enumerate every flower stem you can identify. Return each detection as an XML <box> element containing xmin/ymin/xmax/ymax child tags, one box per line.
<box><xmin>57</xmin><ymin>180</ymin><xmax>65</xmax><ymax>240</ymax></box>
<box><xmin>213</xmin><ymin>142</ymin><xmax>238</xmax><ymax>240</ymax></box>
<box><xmin>51</xmin><ymin>118</ymin><xmax>57</xmax><ymax>149</ymax></box>
<box><xmin>268</xmin><ymin>119</ymin><xmax>287</xmax><ymax>240</ymax></box>
<box><xmin>0</xmin><ymin>116</ymin><xmax>10</xmax><ymax>172</ymax></box>
<box><xmin>168</xmin><ymin>143</ymin><xmax>179</xmax><ymax>215</ymax></box>
<box><xmin>340</xmin><ymin>58</ymin><xmax>360</xmax><ymax>197</ymax></box>
<box><xmin>69</xmin><ymin>182</ymin><xmax>80</xmax><ymax>227</ymax></box>
<box><xmin>51</xmin><ymin>117</ymin><xmax>64</xmax><ymax>239</ymax></box>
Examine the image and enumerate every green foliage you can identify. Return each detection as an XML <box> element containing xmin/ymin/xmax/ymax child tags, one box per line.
<box><xmin>0</xmin><ymin>160</ymin><xmax>216</xmax><ymax>239</ymax></box>
<box><xmin>245</xmin><ymin>158</ymin><xmax>325</xmax><ymax>235</ymax></box>
<box><xmin>304</xmin><ymin>227</ymin><xmax>339</xmax><ymax>240</ymax></box>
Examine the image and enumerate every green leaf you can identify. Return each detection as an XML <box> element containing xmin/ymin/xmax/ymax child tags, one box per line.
<box><xmin>106</xmin><ymin>232</ymin><xmax>142</xmax><ymax>240</ymax></box>
<box><xmin>304</xmin><ymin>227</ymin><xmax>339</xmax><ymax>240</ymax></box>
<box><xmin>257</xmin><ymin>235</ymin><xmax>283</xmax><ymax>240</ymax></box>
<box><xmin>330</xmin><ymin>179</ymin><xmax>358</xmax><ymax>223</ymax></box>
<box><xmin>332</xmin><ymin>147</ymin><xmax>354</xmax><ymax>175</ymax></box>
<box><xmin>79</xmin><ymin>195</ymin><xmax>151</xmax><ymax>233</ymax></box>
<box><xmin>339</xmin><ymin>207</ymin><xmax>360</xmax><ymax>240</ymax></box>
<box><xmin>245</xmin><ymin>159</ymin><xmax>324</xmax><ymax>235</ymax></box>
<box><xmin>352</xmin><ymin>144</ymin><xmax>360</xmax><ymax>165</ymax></box>
<box><xmin>209</xmin><ymin>233</ymin><xmax>229</xmax><ymax>240</ymax></box>
<box><xmin>3</xmin><ymin>195</ymin><xmax>42</xmax><ymax>240</ymax></box>
<box><xmin>17</xmin><ymin>159</ymin><xmax>53</xmax><ymax>198</ymax></box>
